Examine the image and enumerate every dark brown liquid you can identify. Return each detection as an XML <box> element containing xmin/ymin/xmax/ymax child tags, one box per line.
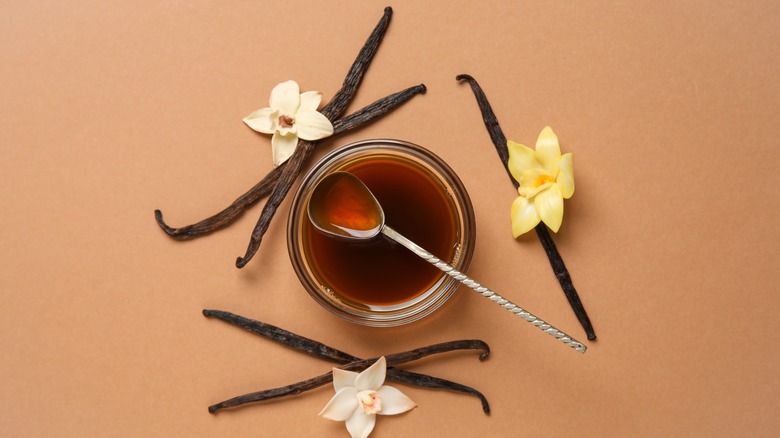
<box><xmin>308</xmin><ymin>172</ymin><xmax>383</xmax><ymax>239</ymax></box>
<box><xmin>305</xmin><ymin>158</ymin><xmax>457</xmax><ymax>306</ymax></box>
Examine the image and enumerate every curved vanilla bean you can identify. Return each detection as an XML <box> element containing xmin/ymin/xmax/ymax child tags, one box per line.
<box><xmin>203</xmin><ymin>309</ymin><xmax>490</xmax><ymax>413</ymax></box>
<box><xmin>384</xmin><ymin>369</ymin><xmax>490</xmax><ymax>414</ymax></box>
<box><xmin>155</xmin><ymin>83</ymin><xmax>426</xmax><ymax>240</ymax></box>
<box><xmin>534</xmin><ymin>225</ymin><xmax>594</xmax><ymax>339</ymax></box>
<box><xmin>208</xmin><ymin>372</ymin><xmax>329</xmax><ymax>413</ymax></box>
<box><xmin>332</xmin><ymin>84</ymin><xmax>426</xmax><ymax>133</ymax></box>
<box><xmin>235</xmin><ymin>139</ymin><xmax>315</xmax><ymax>268</ymax></box>
<box><xmin>385</xmin><ymin>340</ymin><xmax>490</xmax><ymax>363</ymax></box>
<box><xmin>203</xmin><ymin>309</ymin><xmax>355</xmax><ymax>363</ymax></box>
<box><xmin>236</xmin><ymin>7</ymin><xmax>396</xmax><ymax>268</ymax></box>
<box><xmin>321</xmin><ymin>6</ymin><xmax>394</xmax><ymax>120</ymax></box>
<box><xmin>456</xmin><ymin>74</ymin><xmax>596</xmax><ymax>340</ymax></box>
<box><xmin>203</xmin><ymin>310</ymin><xmax>489</xmax><ymax>363</ymax></box>
<box><xmin>455</xmin><ymin>74</ymin><xmax>513</xmax><ymax>185</ymax></box>
<box><xmin>209</xmin><ymin>340</ymin><xmax>490</xmax><ymax>413</ymax></box>
<box><xmin>154</xmin><ymin>165</ymin><xmax>283</xmax><ymax>239</ymax></box>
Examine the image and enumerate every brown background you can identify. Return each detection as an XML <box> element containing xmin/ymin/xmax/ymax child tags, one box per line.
<box><xmin>2</xmin><ymin>1</ymin><xmax>779</xmax><ymax>436</ymax></box>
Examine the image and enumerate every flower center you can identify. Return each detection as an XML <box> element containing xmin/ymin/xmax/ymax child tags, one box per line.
<box><xmin>531</xmin><ymin>173</ymin><xmax>555</xmax><ymax>189</ymax></box>
<box><xmin>278</xmin><ymin>115</ymin><xmax>294</xmax><ymax>129</ymax></box>
<box><xmin>357</xmin><ymin>390</ymin><xmax>382</xmax><ymax>415</ymax></box>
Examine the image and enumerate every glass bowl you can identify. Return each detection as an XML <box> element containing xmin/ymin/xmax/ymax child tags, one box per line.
<box><xmin>287</xmin><ymin>138</ymin><xmax>475</xmax><ymax>326</ymax></box>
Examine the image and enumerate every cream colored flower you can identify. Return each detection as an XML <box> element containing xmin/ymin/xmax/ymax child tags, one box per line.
<box><xmin>243</xmin><ymin>80</ymin><xmax>334</xmax><ymax>166</ymax></box>
<box><xmin>507</xmin><ymin>126</ymin><xmax>575</xmax><ymax>236</ymax></box>
<box><xmin>319</xmin><ymin>357</ymin><xmax>416</xmax><ymax>438</ymax></box>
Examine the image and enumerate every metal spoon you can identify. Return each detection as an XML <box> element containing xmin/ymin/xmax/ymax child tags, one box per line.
<box><xmin>308</xmin><ymin>171</ymin><xmax>586</xmax><ymax>353</ymax></box>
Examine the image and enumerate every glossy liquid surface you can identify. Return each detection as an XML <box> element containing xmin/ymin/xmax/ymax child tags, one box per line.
<box><xmin>308</xmin><ymin>172</ymin><xmax>383</xmax><ymax>239</ymax></box>
<box><xmin>305</xmin><ymin>158</ymin><xmax>457</xmax><ymax>306</ymax></box>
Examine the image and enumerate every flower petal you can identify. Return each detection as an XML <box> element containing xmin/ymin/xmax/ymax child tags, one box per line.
<box><xmin>299</xmin><ymin>91</ymin><xmax>322</xmax><ymax>112</ymax></box>
<box><xmin>333</xmin><ymin>368</ymin><xmax>359</xmax><ymax>392</ymax></box>
<box><xmin>269</xmin><ymin>80</ymin><xmax>300</xmax><ymax>115</ymax></box>
<box><xmin>319</xmin><ymin>387</ymin><xmax>358</xmax><ymax>421</ymax></box>
<box><xmin>271</xmin><ymin>131</ymin><xmax>298</xmax><ymax>166</ymax></box>
<box><xmin>507</xmin><ymin>140</ymin><xmax>540</xmax><ymax>185</ymax></box>
<box><xmin>535</xmin><ymin>184</ymin><xmax>564</xmax><ymax>232</ymax></box>
<box><xmin>376</xmin><ymin>385</ymin><xmax>416</xmax><ymax>415</ymax></box>
<box><xmin>557</xmin><ymin>153</ymin><xmax>575</xmax><ymax>199</ymax></box>
<box><xmin>535</xmin><ymin>126</ymin><xmax>561</xmax><ymax>174</ymax></box>
<box><xmin>295</xmin><ymin>110</ymin><xmax>334</xmax><ymax>141</ymax></box>
<box><xmin>242</xmin><ymin>108</ymin><xmax>275</xmax><ymax>134</ymax></box>
<box><xmin>345</xmin><ymin>410</ymin><xmax>376</xmax><ymax>438</ymax></box>
<box><xmin>511</xmin><ymin>194</ymin><xmax>541</xmax><ymax>237</ymax></box>
<box><xmin>355</xmin><ymin>357</ymin><xmax>386</xmax><ymax>391</ymax></box>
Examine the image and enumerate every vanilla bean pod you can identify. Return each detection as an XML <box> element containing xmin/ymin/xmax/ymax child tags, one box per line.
<box><xmin>203</xmin><ymin>309</ymin><xmax>490</xmax><ymax>413</ymax></box>
<box><xmin>380</xmin><ymin>369</ymin><xmax>490</xmax><ymax>414</ymax></box>
<box><xmin>331</xmin><ymin>84</ymin><xmax>426</xmax><ymax>133</ymax></box>
<box><xmin>235</xmin><ymin>7</ymin><xmax>397</xmax><ymax>268</ymax></box>
<box><xmin>155</xmin><ymin>166</ymin><xmax>282</xmax><ymax>239</ymax></box>
<box><xmin>322</xmin><ymin>7</ymin><xmax>395</xmax><ymax>119</ymax></box>
<box><xmin>155</xmin><ymin>83</ymin><xmax>425</xmax><ymax>240</ymax></box>
<box><xmin>204</xmin><ymin>309</ymin><xmax>354</xmax><ymax>363</ymax></box>
<box><xmin>456</xmin><ymin>74</ymin><xmax>596</xmax><ymax>340</ymax></box>
<box><xmin>208</xmin><ymin>339</ymin><xmax>489</xmax><ymax>413</ymax></box>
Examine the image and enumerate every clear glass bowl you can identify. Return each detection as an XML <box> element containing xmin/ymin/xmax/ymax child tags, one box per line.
<box><xmin>287</xmin><ymin>139</ymin><xmax>476</xmax><ymax>327</ymax></box>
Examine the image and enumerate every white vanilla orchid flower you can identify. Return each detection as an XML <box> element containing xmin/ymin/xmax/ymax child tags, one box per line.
<box><xmin>243</xmin><ymin>80</ymin><xmax>334</xmax><ymax>166</ymax></box>
<box><xmin>319</xmin><ymin>356</ymin><xmax>416</xmax><ymax>438</ymax></box>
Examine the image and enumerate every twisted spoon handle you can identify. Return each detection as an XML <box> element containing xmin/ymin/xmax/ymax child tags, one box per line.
<box><xmin>382</xmin><ymin>226</ymin><xmax>586</xmax><ymax>354</ymax></box>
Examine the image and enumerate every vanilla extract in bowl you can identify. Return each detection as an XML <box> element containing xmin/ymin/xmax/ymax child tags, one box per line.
<box><xmin>307</xmin><ymin>158</ymin><xmax>457</xmax><ymax>305</ymax></box>
<box><xmin>287</xmin><ymin>139</ymin><xmax>476</xmax><ymax>326</ymax></box>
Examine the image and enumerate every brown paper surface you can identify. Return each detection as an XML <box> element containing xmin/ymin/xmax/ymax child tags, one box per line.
<box><xmin>2</xmin><ymin>1</ymin><xmax>778</xmax><ymax>436</ymax></box>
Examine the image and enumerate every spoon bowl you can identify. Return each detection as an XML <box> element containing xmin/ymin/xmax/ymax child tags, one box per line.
<box><xmin>307</xmin><ymin>172</ymin><xmax>385</xmax><ymax>241</ymax></box>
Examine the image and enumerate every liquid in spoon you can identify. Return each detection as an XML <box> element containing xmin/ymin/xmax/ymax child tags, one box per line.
<box><xmin>308</xmin><ymin>172</ymin><xmax>384</xmax><ymax>239</ymax></box>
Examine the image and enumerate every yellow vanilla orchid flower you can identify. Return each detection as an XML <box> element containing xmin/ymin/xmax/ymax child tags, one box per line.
<box><xmin>507</xmin><ymin>126</ymin><xmax>574</xmax><ymax>237</ymax></box>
